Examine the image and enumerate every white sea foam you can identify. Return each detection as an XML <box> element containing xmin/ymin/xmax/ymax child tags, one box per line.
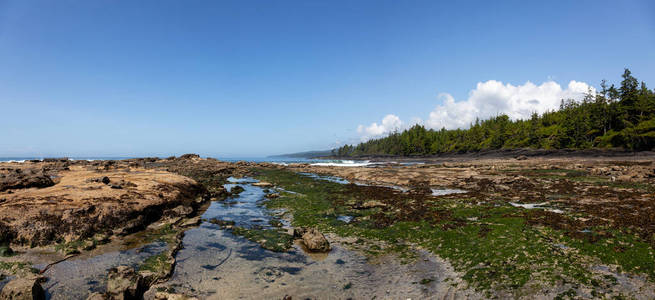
<box><xmin>310</xmin><ymin>160</ymin><xmax>373</xmax><ymax>167</ymax></box>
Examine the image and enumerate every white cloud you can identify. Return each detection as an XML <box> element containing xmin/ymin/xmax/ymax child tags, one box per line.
<box><xmin>357</xmin><ymin>114</ymin><xmax>402</xmax><ymax>140</ymax></box>
<box><xmin>427</xmin><ymin>80</ymin><xmax>594</xmax><ymax>130</ymax></box>
<box><xmin>357</xmin><ymin>79</ymin><xmax>595</xmax><ymax>140</ymax></box>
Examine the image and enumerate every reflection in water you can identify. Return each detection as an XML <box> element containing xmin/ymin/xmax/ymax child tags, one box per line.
<box><xmin>167</xmin><ymin>178</ymin><xmax>452</xmax><ymax>299</ymax></box>
<box><xmin>297</xmin><ymin>172</ymin><xmax>350</xmax><ymax>184</ymax></box>
<box><xmin>40</xmin><ymin>241</ymin><xmax>168</xmax><ymax>299</ymax></box>
<box><xmin>29</xmin><ymin>176</ymin><xmax>457</xmax><ymax>299</ymax></box>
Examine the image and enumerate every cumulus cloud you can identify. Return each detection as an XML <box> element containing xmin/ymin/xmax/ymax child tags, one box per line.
<box><xmin>357</xmin><ymin>114</ymin><xmax>402</xmax><ymax>140</ymax></box>
<box><xmin>357</xmin><ymin>79</ymin><xmax>595</xmax><ymax>140</ymax></box>
<box><xmin>427</xmin><ymin>80</ymin><xmax>594</xmax><ymax>130</ymax></box>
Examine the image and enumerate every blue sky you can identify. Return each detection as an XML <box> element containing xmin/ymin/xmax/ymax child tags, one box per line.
<box><xmin>1</xmin><ymin>0</ymin><xmax>654</xmax><ymax>157</ymax></box>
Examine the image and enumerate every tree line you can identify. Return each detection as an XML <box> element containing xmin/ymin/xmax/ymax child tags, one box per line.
<box><xmin>334</xmin><ymin>69</ymin><xmax>655</xmax><ymax>157</ymax></box>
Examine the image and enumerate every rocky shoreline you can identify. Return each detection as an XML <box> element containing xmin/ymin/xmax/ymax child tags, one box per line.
<box><xmin>0</xmin><ymin>153</ymin><xmax>654</xmax><ymax>299</ymax></box>
<box><xmin>0</xmin><ymin>156</ymin><xmax>227</xmax><ymax>299</ymax></box>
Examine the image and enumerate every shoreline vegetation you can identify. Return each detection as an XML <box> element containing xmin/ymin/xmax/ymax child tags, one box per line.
<box><xmin>335</xmin><ymin>69</ymin><xmax>655</xmax><ymax>157</ymax></box>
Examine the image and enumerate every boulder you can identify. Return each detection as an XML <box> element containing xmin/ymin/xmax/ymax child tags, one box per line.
<box><xmin>0</xmin><ymin>172</ymin><xmax>54</xmax><ymax>192</ymax></box>
<box><xmin>106</xmin><ymin>266</ymin><xmax>144</xmax><ymax>300</ymax></box>
<box><xmin>229</xmin><ymin>186</ymin><xmax>245</xmax><ymax>195</ymax></box>
<box><xmin>208</xmin><ymin>186</ymin><xmax>228</xmax><ymax>199</ymax></box>
<box><xmin>180</xmin><ymin>217</ymin><xmax>201</xmax><ymax>227</ymax></box>
<box><xmin>292</xmin><ymin>227</ymin><xmax>307</xmax><ymax>239</ymax></box>
<box><xmin>301</xmin><ymin>228</ymin><xmax>330</xmax><ymax>252</ymax></box>
<box><xmin>0</xmin><ymin>277</ymin><xmax>45</xmax><ymax>300</ymax></box>
<box><xmin>252</xmin><ymin>182</ymin><xmax>273</xmax><ymax>187</ymax></box>
<box><xmin>166</xmin><ymin>206</ymin><xmax>193</xmax><ymax>218</ymax></box>
<box><xmin>264</xmin><ymin>193</ymin><xmax>280</xmax><ymax>199</ymax></box>
<box><xmin>208</xmin><ymin>218</ymin><xmax>235</xmax><ymax>228</ymax></box>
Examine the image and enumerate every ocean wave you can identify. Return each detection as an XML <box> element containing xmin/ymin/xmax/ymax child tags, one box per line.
<box><xmin>1</xmin><ymin>159</ymin><xmax>27</xmax><ymax>163</ymax></box>
<box><xmin>310</xmin><ymin>160</ymin><xmax>372</xmax><ymax>167</ymax></box>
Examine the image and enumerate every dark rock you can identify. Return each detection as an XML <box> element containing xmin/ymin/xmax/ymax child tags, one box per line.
<box><xmin>166</xmin><ymin>205</ymin><xmax>193</xmax><ymax>218</ymax></box>
<box><xmin>208</xmin><ymin>186</ymin><xmax>228</xmax><ymax>200</ymax></box>
<box><xmin>0</xmin><ymin>277</ymin><xmax>46</xmax><ymax>300</ymax></box>
<box><xmin>229</xmin><ymin>186</ymin><xmax>245</xmax><ymax>195</ymax></box>
<box><xmin>0</xmin><ymin>243</ymin><xmax>13</xmax><ymax>257</ymax></box>
<box><xmin>0</xmin><ymin>221</ymin><xmax>16</xmax><ymax>244</ymax></box>
<box><xmin>106</xmin><ymin>266</ymin><xmax>145</xmax><ymax>300</ymax></box>
<box><xmin>43</xmin><ymin>158</ymin><xmax>69</xmax><ymax>163</ymax></box>
<box><xmin>208</xmin><ymin>218</ymin><xmax>235</xmax><ymax>228</ymax></box>
<box><xmin>0</xmin><ymin>172</ymin><xmax>54</xmax><ymax>192</ymax></box>
<box><xmin>101</xmin><ymin>176</ymin><xmax>111</xmax><ymax>184</ymax></box>
<box><xmin>179</xmin><ymin>154</ymin><xmax>200</xmax><ymax>160</ymax></box>
<box><xmin>292</xmin><ymin>227</ymin><xmax>307</xmax><ymax>239</ymax></box>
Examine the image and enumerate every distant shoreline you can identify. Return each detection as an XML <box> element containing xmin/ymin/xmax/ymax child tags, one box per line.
<box><xmin>318</xmin><ymin>148</ymin><xmax>655</xmax><ymax>161</ymax></box>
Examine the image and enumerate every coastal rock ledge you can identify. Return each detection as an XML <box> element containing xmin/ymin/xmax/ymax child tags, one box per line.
<box><xmin>0</xmin><ymin>161</ymin><xmax>205</xmax><ymax>248</ymax></box>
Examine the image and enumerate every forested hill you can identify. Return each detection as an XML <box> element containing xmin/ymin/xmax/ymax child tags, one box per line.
<box><xmin>335</xmin><ymin>69</ymin><xmax>655</xmax><ymax>157</ymax></box>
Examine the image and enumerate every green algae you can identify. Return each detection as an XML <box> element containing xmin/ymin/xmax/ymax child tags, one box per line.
<box><xmin>139</xmin><ymin>252</ymin><xmax>171</xmax><ymax>273</ymax></box>
<box><xmin>230</xmin><ymin>226</ymin><xmax>293</xmax><ymax>252</ymax></box>
<box><xmin>252</xmin><ymin>168</ymin><xmax>655</xmax><ymax>296</ymax></box>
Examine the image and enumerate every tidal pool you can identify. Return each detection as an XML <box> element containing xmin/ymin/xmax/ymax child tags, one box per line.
<box><xmin>166</xmin><ymin>178</ymin><xmax>464</xmax><ymax>299</ymax></box>
<box><xmin>22</xmin><ymin>177</ymin><xmax>470</xmax><ymax>299</ymax></box>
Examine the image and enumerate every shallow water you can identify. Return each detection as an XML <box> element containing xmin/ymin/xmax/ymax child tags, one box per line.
<box><xmin>431</xmin><ymin>188</ymin><xmax>467</xmax><ymax>196</ymax></box>
<box><xmin>22</xmin><ymin>177</ymin><xmax>459</xmax><ymax>299</ymax></box>
<box><xmin>509</xmin><ymin>202</ymin><xmax>564</xmax><ymax>213</ymax></box>
<box><xmin>298</xmin><ymin>172</ymin><xmax>411</xmax><ymax>192</ymax></box>
<box><xmin>166</xmin><ymin>178</ymin><xmax>452</xmax><ymax>299</ymax></box>
<box><xmin>39</xmin><ymin>241</ymin><xmax>168</xmax><ymax>299</ymax></box>
<box><xmin>297</xmin><ymin>172</ymin><xmax>350</xmax><ymax>184</ymax></box>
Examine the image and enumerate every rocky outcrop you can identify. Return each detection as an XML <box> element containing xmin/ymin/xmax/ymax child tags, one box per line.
<box><xmin>229</xmin><ymin>185</ymin><xmax>245</xmax><ymax>195</ymax></box>
<box><xmin>178</xmin><ymin>154</ymin><xmax>200</xmax><ymax>160</ymax></box>
<box><xmin>0</xmin><ymin>170</ymin><xmax>54</xmax><ymax>192</ymax></box>
<box><xmin>0</xmin><ymin>277</ymin><xmax>45</xmax><ymax>300</ymax></box>
<box><xmin>295</xmin><ymin>227</ymin><xmax>330</xmax><ymax>252</ymax></box>
<box><xmin>165</xmin><ymin>205</ymin><xmax>193</xmax><ymax>218</ymax></box>
<box><xmin>85</xmin><ymin>265</ymin><xmax>152</xmax><ymax>300</ymax></box>
<box><xmin>264</xmin><ymin>193</ymin><xmax>280</xmax><ymax>199</ymax></box>
<box><xmin>0</xmin><ymin>163</ymin><xmax>205</xmax><ymax>248</ymax></box>
<box><xmin>106</xmin><ymin>266</ymin><xmax>145</xmax><ymax>300</ymax></box>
